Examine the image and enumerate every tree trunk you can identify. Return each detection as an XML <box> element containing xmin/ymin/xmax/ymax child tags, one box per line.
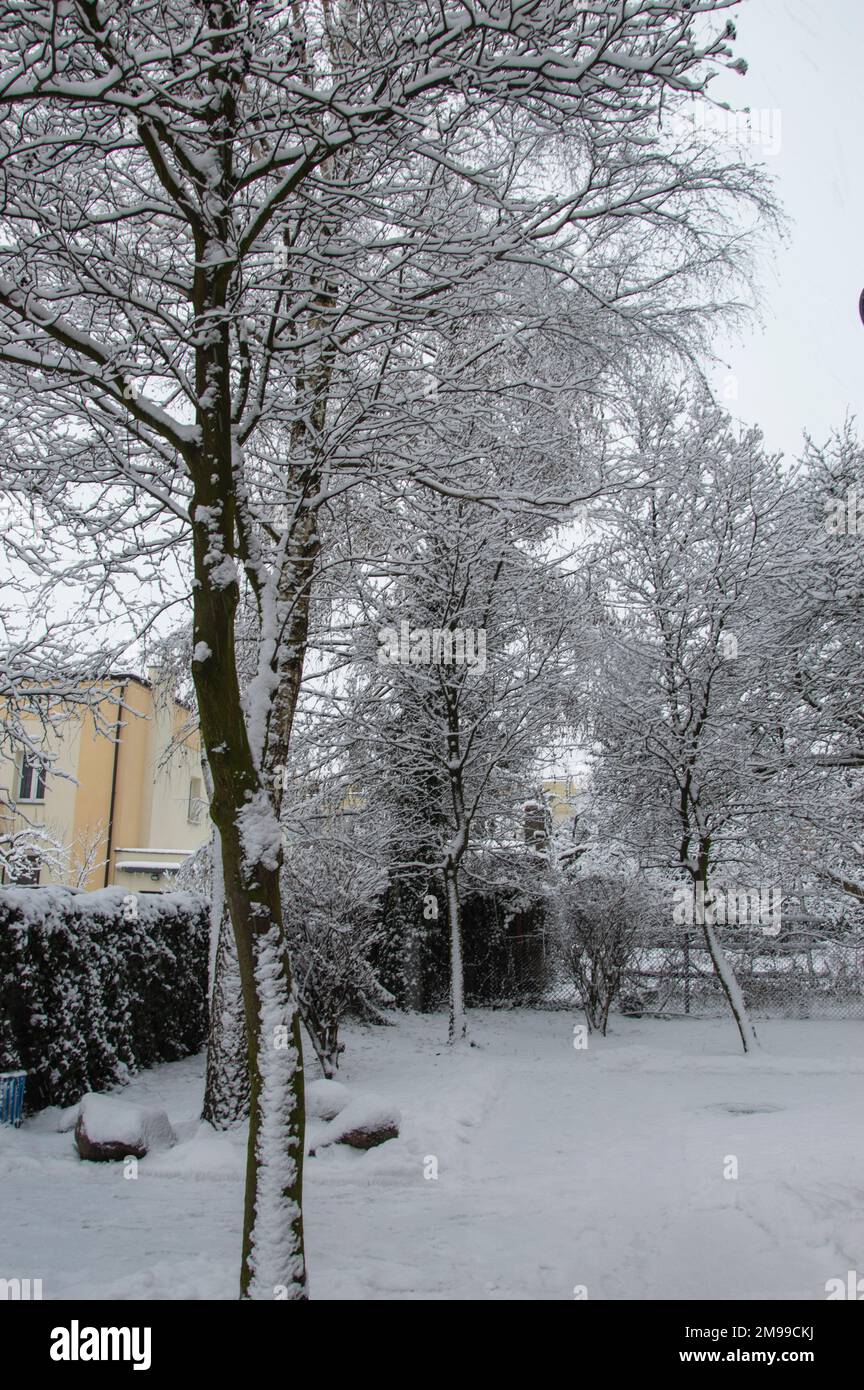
<box><xmin>202</xmin><ymin>744</ymin><xmax>307</xmax><ymax>1297</ymax></box>
<box><xmin>200</xmin><ymin>800</ymin><xmax>249</xmax><ymax>1128</ymax></box>
<box><xmin>445</xmin><ymin>864</ymin><xmax>467</xmax><ymax>1041</ymax></box>
<box><xmin>701</xmin><ymin>916</ymin><xmax>759</xmax><ymax>1053</ymax></box>
<box><xmin>203</xmin><ymin>901</ymin><xmax>250</xmax><ymax>1128</ymax></box>
<box><xmin>297</xmin><ymin>993</ymin><xmax>343</xmax><ymax>1080</ymax></box>
<box><xmin>190</xmin><ymin>478</ymin><xmax>307</xmax><ymax>1299</ymax></box>
<box><xmin>699</xmin><ymin>874</ymin><xmax>759</xmax><ymax>1055</ymax></box>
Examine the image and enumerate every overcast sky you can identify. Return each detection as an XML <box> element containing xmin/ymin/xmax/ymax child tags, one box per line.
<box><xmin>706</xmin><ymin>0</ymin><xmax>864</xmax><ymax>460</ymax></box>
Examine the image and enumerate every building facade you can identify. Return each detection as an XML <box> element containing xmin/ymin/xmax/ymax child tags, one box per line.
<box><xmin>0</xmin><ymin>674</ymin><xmax>210</xmax><ymax>891</ymax></box>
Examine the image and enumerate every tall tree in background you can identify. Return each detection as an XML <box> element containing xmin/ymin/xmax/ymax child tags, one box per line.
<box><xmin>585</xmin><ymin>392</ymin><xmax>790</xmax><ymax>1052</ymax></box>
<box><xmin>343</xmin><ymin>483</ymin><xmax>573</xmax><ymax>1040</ymax></box>
<box><xmin>766</xmin><ymin>425</ymin><xmax>864</xmax><ymax>908</ymax></box>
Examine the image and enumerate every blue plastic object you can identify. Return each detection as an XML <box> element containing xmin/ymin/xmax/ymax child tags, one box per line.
<box><xmin>0</xmin><ymin>1071</ymin><xmax>26</xmax><ymax>1127</ymax></box>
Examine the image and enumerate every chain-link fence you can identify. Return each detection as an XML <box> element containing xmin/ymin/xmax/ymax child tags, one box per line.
<box><xmin>466</xmin><ymin>926</ymin><xmax>864</xmax><ymax>1020</ymax></box>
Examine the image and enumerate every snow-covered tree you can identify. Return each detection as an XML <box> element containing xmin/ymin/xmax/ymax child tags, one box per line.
<box><xmin>0</xmin><ymin>0</ymin><xmax>772</xmax><ymax>1295</ymax></box>
<box><xmin>584</xmin><ymin>390</ymin><xmax>793</xmax><ymax>1052</ymax></box>
<box><xmin>341</xmin><ymin>480</ymin><xmax>575</xmax><ymax>1040</ymax></box>
<box><xmin>766</xmin><ymin>425</ymin><xmax>864</xmax><ymax>908</ymax></box>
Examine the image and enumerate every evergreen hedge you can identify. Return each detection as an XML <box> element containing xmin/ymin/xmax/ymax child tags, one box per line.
<box><xmin>0</xmin><ymin>887</ymin><xmax>209</xmax><ymax>1111</ymax></box>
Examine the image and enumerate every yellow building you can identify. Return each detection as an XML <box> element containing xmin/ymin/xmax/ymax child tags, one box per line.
<box><xmin>0</xmin><ymin>673</ymin><xmax>210</xmax><ymax>891</ymax></box>
<box><xmin>542</xmin><ymin>777</ymin><xmax>585</xmax><ymax>827</ymax></box>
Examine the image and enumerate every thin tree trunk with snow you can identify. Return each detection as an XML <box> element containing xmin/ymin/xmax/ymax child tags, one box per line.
<box><xmin>445</xmin><ymin>863</ymin><xmax>467</xmax><ymax>1041</ymax></box>
<box><xmin>445</xmin><ymin>719</ymin><xmax>470</xmax><ymax>1042</ymax></box>
<box><xmin>194</xmin><ymin>601</ymin><xmax>307</xmax><ymax>1297</ymax></box>
<box><xmin>190</xmin><ymin>297</ymin><xmax>306</xmax><ymax>1295</ymax></box>
<box><xmin>701</xmin><ymin>876</ymin><xmax>759</xmax><ymax>1054</ymax></box>
<box><xmin>701</xmin><ymin>917</ymin><xmax>759</xmax><ymax>1054</ymax></box>
<box><xmin>201</xmin><ymin>770</ymin><xmax>250</xmax><ymax>1128</ymax></box>
<box><xmin>203</xmin><ymin>902</ymin><xmax>250</xmax><ymax>1128</ymax></box>
<box><xmin>298</xmin><ymin>994</ymin><xmax>343</xmax><ymax>1080</ymax></box>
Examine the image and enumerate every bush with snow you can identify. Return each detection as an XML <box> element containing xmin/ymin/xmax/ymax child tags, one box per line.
<box><xmin>0</xmin><ymin>887</ymin><xmax>208</xmax><ymax>1110</ymax></box>
<box><xmin>557</xmin><ymin>875</ymin><xmax>655</xmax><ymax>1035</ymax></box>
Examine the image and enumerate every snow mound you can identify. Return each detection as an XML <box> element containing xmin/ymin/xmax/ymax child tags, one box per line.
<box><xmin>56</xmin><ymin>1103</ymin><xmax>81</xmax><ymax>1134</ymax></box>
<box><xmin>26</xmin><ymin>1102</ymin><xmax>80</xmax><ymax>1134</ymax></box>
<box><xmin>311</xmin><ymin>1094</ymin><xmax>400</xmax><ymax>1153</ymax></box>
<box><xmin>75</xmin><ymin>1093</ymin><xmax>177</xmax><ymax>1162</ymax></box>
<box><xmin>306</xmin><ymin>1079</ymin><xmax>350</xmax><ymax>1121</ymax></box>
<box><xmin>145</xmin><ymin>1122</ymin><xmax>246</xmax><ymax>1179</ymax></box>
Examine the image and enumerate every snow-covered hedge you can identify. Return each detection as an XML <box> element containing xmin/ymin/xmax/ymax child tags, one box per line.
<box><xmin>0</xmin><ymin>887</ymin><xmax>209</xmax><ymax>1111</ymax></box>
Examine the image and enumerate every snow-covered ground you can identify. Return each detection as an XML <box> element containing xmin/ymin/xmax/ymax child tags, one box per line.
<box><xmin>2</xmin><ymin>1011</ymin><xmax>862</xmax><ymax>1300</ymax></box>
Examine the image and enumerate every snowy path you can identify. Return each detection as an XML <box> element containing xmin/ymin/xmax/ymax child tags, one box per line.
<box><xmin>2</xmin><ymin>1012</ymin><xmax>862</xmax><ymax>1300</ymax></box>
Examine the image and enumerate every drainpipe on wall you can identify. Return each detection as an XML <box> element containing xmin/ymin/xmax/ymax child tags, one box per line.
<box><xmin>103</xmin><ymin>684</ymin><xmax>126</xmax><ymax>888</ymax></box>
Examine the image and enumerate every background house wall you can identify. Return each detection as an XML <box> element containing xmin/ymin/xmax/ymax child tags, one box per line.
<box><xmin>0</xmin><ymin>677</ymin><xmax>210</xmax><ymax>891</ymax></box>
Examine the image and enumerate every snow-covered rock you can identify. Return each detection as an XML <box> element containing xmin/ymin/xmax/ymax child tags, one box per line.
<box><xmin>74</xmin><ymin>1093</ymin><xmax>177</xmax><ymax>1163</ymax></box>
<box><xmin>310</xmin><ymin>1094</ymin><xmax>400</xmax><ymax>1154</ymax></box>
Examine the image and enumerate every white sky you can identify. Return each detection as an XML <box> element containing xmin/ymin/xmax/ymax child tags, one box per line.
<box><xmin>708</xmin><ymin>0</ymin><xmax>864</xmax><ymax>459</ymax></box>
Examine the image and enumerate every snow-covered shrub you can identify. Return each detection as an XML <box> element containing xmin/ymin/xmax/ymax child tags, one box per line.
<box><xmin>0</xmin><ymin>887</ymin><xmax>208</xmax><ymax>1110</ymax></box>
<box><xmin>281</xmin><ymin>827</ymin><xmax>392</xmax><ymax>1078</ymax></box>
<box><xmin>557</xmin><ymin>876</ymin><xmax>647</xmax><ymax>1035</ymax></box>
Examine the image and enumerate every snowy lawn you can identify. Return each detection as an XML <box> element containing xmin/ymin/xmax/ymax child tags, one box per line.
<box><xmin>2</xmin><ymin>1010</ymin><xmax>862</xmax><ymax>1300</ymax></box>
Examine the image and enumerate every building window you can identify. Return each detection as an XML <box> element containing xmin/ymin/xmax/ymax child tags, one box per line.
<box><xmin>17</xmin><ymin>754</ymin><xmax>46</xmax><ymax>803</ymax></box>
<box><xmin>187</xmin><ymin>777</ymin><xmax>203</xmax><ymax>824</ymax></box>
